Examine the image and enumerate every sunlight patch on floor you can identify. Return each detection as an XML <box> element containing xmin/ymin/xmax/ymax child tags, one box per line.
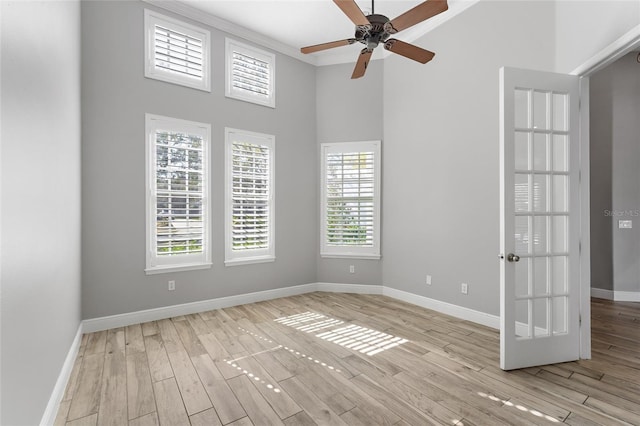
<box><xmin>477</xmin><ymin>392</ymin><xmax>560</xmax><ymax>423</ymax></box>
<box><xmin>274</xmin><ymin>312</ymin><xmax>409</xmax><ymax>356</ymax></box>
<box><xmin>316</xmin><ymin>324</ymin><xmax>408</xmax><ymax>356</ymax></box>
<box><xmin>274</xmin><ymin>311</ymin><xmax>344</xmax><ymax>333</ymax></box>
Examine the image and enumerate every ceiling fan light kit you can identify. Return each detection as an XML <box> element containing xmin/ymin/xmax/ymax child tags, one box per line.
<box><xmin>301</xmin><ymin>0</ymin><xmax>448</xmax><ymax>79</ymax></box>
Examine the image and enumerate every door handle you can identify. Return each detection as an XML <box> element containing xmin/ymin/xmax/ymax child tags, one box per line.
<box><xmin>507</xmin><ymin>253</ymin><xmax>520</xmax><ymax>262</ymax></box>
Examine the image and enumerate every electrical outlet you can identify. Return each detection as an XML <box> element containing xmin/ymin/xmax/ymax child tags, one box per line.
<box><xmin>349</xmin><ymin>265</ymin><xmax>355</xmax><ymax>274</ymax></box>
<box><xmin>461</xmin><ymin>283</ymin><xmax>468</xmax><ymax>295</ymax></box>
<box><xmin>426</xmin><ymin>275</ymin><xmax>432</xmax><ymax>285</ymax></box>
<box><xmin>168</xmin><ymin>280</ymin><xmax>176</xmax><ymax>291</ymax></box>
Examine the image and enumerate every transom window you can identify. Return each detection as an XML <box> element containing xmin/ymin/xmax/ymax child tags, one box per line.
<box><xmin>144</xmin><ymin>9</ymin><xmax>211</xmax><ymax>92</ymax></box>
<box><xmin>145</xmin><ymin>114</ymin><xmax>211</xmax><ymax>274</ymax></box>
<box><xmin>321</xmin><ymin>141</ymin><xmax>381</xmax><ymax>259</ymax></box>
<box><xmin>225</xmin><ymin>38</ymin><xmax>275</xmax><ymax>108</ymax></box>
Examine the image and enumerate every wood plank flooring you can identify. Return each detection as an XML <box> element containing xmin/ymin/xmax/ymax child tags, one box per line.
<box><xmin>55</xmin><ymin>294</ymin><xmax>640</xmax><ymax>425</ymax></box>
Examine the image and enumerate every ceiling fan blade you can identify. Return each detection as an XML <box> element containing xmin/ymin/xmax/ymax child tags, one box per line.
<box><xmin>351</xmin><ymin>49</ymin><xmax>372</xmax><ymax>79</ymax></box>
<box><xmin>387</xmin><ymin>0</ymin><xmax>448</xmax><ymax>33</ymax></box>
<box><xmin>301</xmin><ymin>39</ymin><xmax>356</xmax><ymax>54</ymax></box>
<box><xmin>333</xmin><ymin>0</ymin><xmax>371</xmax><ymax>27</ymax></box>
<box><xmin>384</xmin><ymin>39</ymin><xmax>435</xmax><ymax>64</ymax></box>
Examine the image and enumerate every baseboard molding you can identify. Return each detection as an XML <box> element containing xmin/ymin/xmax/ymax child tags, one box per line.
<box><xmin>382</xmin><ymin>287</ymin><xmax>499</xmax><ymax>329</ymax></box>
<box><xmin>40</xmin><ymin>324</ymin><xmax>83</xmax><ymax>426</ymax></box>
<box><xmin>591</xmin><ymin>287</ymin><xmax>614</xmax><ymax>300</ymax></box>
<box><xmin>83</xmin><ymin>283</ymin><xmax>318</xmax><ymax>333</ymax></box>
<box><xmin>82</xmin><ymin>282</ymin><xmax>493</xmax><ymax>332</ymax></box>
<box><xmin>316</xmin><ymin>282</ymin><xmax>383</xmax><ymax>295</ymax></box>
<box><xmin>591</xmin><ymin>287</ymin><xmax>640</xmax><ymax>302</ymax></box>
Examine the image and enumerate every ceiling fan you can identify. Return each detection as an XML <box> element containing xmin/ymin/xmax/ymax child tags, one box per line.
<box><xmin>301</xmin><ymin>0</ymin><xmax>448</xmax><ymax>79</ymax></box>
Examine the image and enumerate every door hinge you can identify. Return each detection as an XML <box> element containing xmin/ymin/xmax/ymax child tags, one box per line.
<box><xmin>579</xmin><ymin>313</ymin><xmax>582</xmax><ymax>326</ymax></box>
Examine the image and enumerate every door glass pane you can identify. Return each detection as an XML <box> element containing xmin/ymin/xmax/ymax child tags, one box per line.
<box><xmin>553</xmin><ymin>93</ymin><xmax>568</xmax><ymax>131</ymax></box>
<box><xmin>533</xmin><ymin>133</ymin><xmax>549</xmax><ymax>171</ymax></box>
<box><xmin>552</xmin><ymin>296</ymin><xmax>568</xmax><ymax>335</ymax></box>
<box><xmin>552</xmin><ymin>175</ymin><xmax>568</xmax><ymax>212</ymax></box>
<box><xmin>515</xmin><ymin>132</ymin><xmax>530</xmax><ymax>170</ymax></box>
<box><xmin>534</xmin><ymin>298</ymin><xmax>549</xmax><ymax>337</ymax></box>
<box><xmin>552</xmin><ymin>135</ymin><xmax>568</xmax><ymax>172</ymax></box>
<box><xmin>552</xmin><ymin>216</ymin><xmax>568</xmax><ymax>253</ymax></box>
<box><xmin>552</xmin><ymin>256</ymin><xmax>568</xmax><ymax>294</ymax></box>
<box><xmin>533</xmin><ymin>91</ymin><xmax>550</xmax><ymax>130</ymax></box>
<box><xmin>515</xmin><ymin>215</ymin><xmax>530</xmax><ymax>254</ymax></box>
<box><xmin>515</xmin><ymin>299</ymin><xmax>531</xmax><ymax>339</ymax></box>
<box><xmin>515</xmin><ymin>174</ymin><xmax>530</xmax><ymax>212</ymax></box>
<box><xmin>515</xmin><ymin>258</ymin><xmax>530</xmax><ymax>297</ymax></box>
<box><xmin>533</xmin><ymin>175</ymin><xmax>548</xmax><ymax>212</ymax></box>
<box><xmin>515</xmin><ymin>89</ymin><xmax>530</xmax><ymax>129</ymax></box>
<box><xmin>534</xmin><ymin>257</ymin><xmax>549</xmax><ymax>296</ymax></box>
<box><xmin>533</xmin><ymin>216</ymin><xmax>548</xmax><ymax>254</ymax></box>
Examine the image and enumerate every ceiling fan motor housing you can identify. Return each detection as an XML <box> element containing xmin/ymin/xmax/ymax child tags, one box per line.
<box><xmin>355</xmin><ymin>14</ymin><xmax>391</xmax><ymax>51</ymax></box>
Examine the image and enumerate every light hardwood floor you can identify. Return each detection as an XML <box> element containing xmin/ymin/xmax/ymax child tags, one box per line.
<box><xmin>55</xmin><ymin>293</ymin><xmax>640</xmax><ymax>425</ymax></box>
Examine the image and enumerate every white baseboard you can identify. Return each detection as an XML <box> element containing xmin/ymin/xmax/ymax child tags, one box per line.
<box><xmin>591</xmin><ymin>287</ymin><xmax>640</xmax><ymax>302</ymax></box>
<box><xmin>613</xmin><ymin>290</ymin><xmax>640</xmax><ymax>302</ymax></box>
<box><xmin>83</xmin><ymin>283</ymin><xmax>318</xmax><ymax>333</ymax></box>
<box><xmin>316</xmin><ymin>282</ymin><xmax>383</xmax><ymax>295</ymax></box>
<box><xmin>40</xmin><ymin>324</ymin><xmax>83</xmax><ymax>426</ymax></box>
<box><xmin>82</xmin><ymin>282</ymin><xmax>495</xmax><ymax>333</ymax></box>
<box><xmin>382</xmin><ymin>287</ymin><xmax>499</xmax><ymax>329</ymax></box>
<box><xmin>591</xmin><ymin>287</ymin><xmax>614</xmax><ymax>300</ymax></box>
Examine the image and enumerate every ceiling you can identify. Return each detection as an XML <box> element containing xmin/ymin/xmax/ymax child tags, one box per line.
<box><xmin>159</xmin><ymin>0</ymin><xmax>477</xmax><ymax>65</ymax></box>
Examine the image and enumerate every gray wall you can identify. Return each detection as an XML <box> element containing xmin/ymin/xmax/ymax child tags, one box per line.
<box><xmin>590</xmin><ymin>52</ymin><xmax>640</xmax><ymax>293</ymax></box>
<box><xmin>554</xmin><ymin>0</ymin><xmax>640</xmax><ymax>73</ymax></box>
<box><xmin>381</xmin><ymin>0</ymin><xmax>557</xmax><ymax>315</ymax></box>
<box><xmin>81</xmin><ymin>1</ymin><xmax>317</xmax><ymax>319</ymax></box>
<box><xmin>0</xmin><ymin>1</ymin><xmax>82</xmax><ymax>424</ymax></box>
<box><xmin>589</xmin><ymin>61</ymin><xmax>615</xmax><ymax>291</ymax></box>
<box><xmin>316</xmin><ymin>62</ymin><xmax>384</xmax><ymax>285</ymax></box>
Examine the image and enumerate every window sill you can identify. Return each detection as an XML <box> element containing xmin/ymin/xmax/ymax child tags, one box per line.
<box><xmin>225</xmin><ymin>256</ymin><xmax>275</xmax><ymax>267</ymax></box>
<box><xmin>320</xmin><ymin>253</ymin><xmax>381</xmax><ymax>260</ymax></box>
<box><xmin>145</xmin><ymin>262</ymin><xmax>212</xmax><ymax>275</ymax></box>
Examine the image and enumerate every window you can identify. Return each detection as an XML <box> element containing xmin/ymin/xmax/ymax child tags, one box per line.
<box><xmin>225</xmin><ymin>128</ymin><xmax>275</xmax><ymax>265</ymax></box>
<box><xmin>144</xmin><ymin>9</ymin><xmax>211</xmax><ymax>92</ymax></box>
<box><xmin>225</xmin><ymin>38</ymin><xmax>275</xmax><ymax>108</ymax></box>
<box><xmin>145</xmin><ymin>114</ymin><xmax>211</xmax><ymax>274</ymax></box>
<box><xmin>321</xmin><ymin>141</ymin><xmax>381</xmax><ymax>259</ymax></box>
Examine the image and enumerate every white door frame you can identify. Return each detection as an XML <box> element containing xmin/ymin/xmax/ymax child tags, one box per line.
<box><xmin>572</xmin><ymin>25</ymin><xmax>640</xmax><ymax>360</ymax></box>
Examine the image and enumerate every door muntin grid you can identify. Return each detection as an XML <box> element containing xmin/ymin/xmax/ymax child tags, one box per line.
<box><xmin>513</xmin><ymin>88</ymin><xmax>569</xmax><ymax>340</ymax></box>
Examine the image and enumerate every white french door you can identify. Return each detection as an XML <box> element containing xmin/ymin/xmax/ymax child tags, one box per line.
<box><xmin>500</xmin><ymin>67</ymin><xmax>581</xmax><ymax>370</ymax></box>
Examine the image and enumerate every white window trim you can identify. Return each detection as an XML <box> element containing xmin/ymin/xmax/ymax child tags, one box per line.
<box><xmin>320</xmin><ymin>141</ymin><xmax>381</xmax><ymax>260</ymax></box>
<box><xmin>145</xmin><ymin>114</ymin><xmax>212</xmax><ymax>274</ymax></box>
<box><xmin>144</xmin><ymin>9</ymin><xmax>211</xmax><ymax>92</ymax></box>
<box><xmin>225</xmin><ymin>128</ymin><xmax>276</xmax><ymax>266</ymax></box>
<box><xmin>225</xmin><ymin>38</ymin><xmax>276</xmax><ymax>108</ymax></box>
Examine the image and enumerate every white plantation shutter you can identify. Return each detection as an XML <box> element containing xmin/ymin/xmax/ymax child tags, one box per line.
<box><xmin>146</xmin><ymin>114</ymin><xmax>211</xmax><ymax>274</ymax></box>
<box><xmin>155</xmin><ymin>131</ymin><xmax>204</xmax><ymax>256</ymax></box>
<box><xmin>231</xmin><ymin>51</ymin><xmax>270</xmax><ymax>97</ymax></box>
<box><xmin>321</xmin><ymin>141</ymin><xmax>381</xmax><ymax>259</ymax></box>
<box><xmin>226</xmin><ymin>39</ymin><xmax>275</xmax><ymax>108</ymax></box>
<box><xmin>225</xmin><ymin>129</ymin><xmax>275</xmax><ymax>265</ymax></box>
<box><xmin>232</xmin><ymin>142</ymin><xmax>270</xmax><ymax>250</ymax></box>
<box><xmin>154</xmin><ymin>25</ymin><xmax>203</xmax><ymax>79</ymax></box>
<box><xmin>145</xmin><ymin>10</ymin><xmax>210</xmax><ymax>92</ymax></box>
<box><xmin>326</xmin><ymin>152</ymin><xmax>375</xmax><ymax>246</ymax></box>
